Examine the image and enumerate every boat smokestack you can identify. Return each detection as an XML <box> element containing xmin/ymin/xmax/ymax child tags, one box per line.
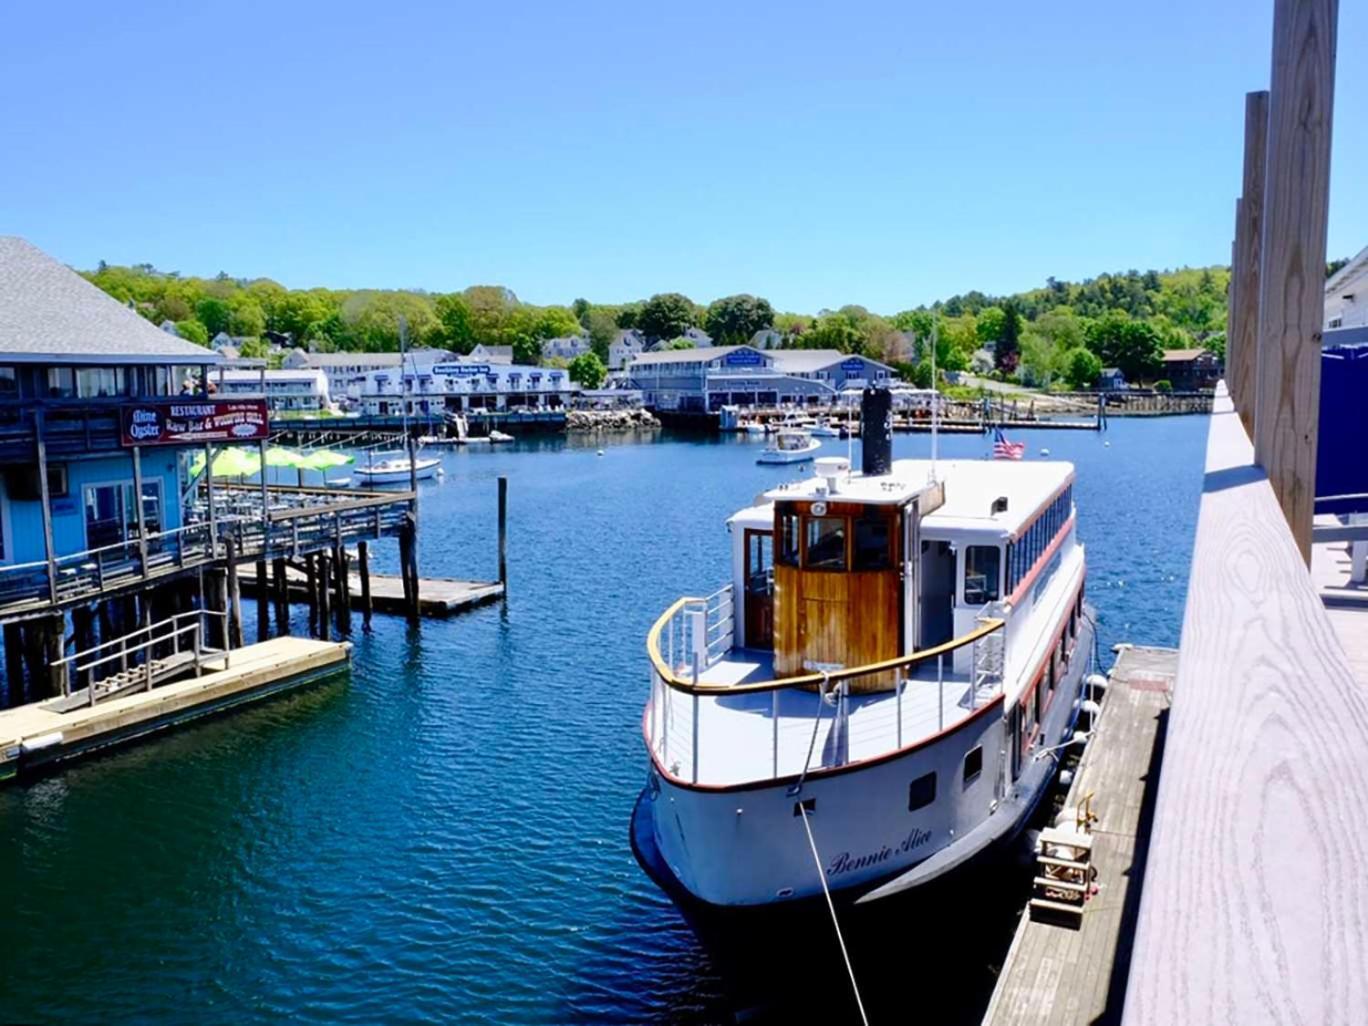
<box><xmin>860</xmin><ymin>386</ymin><xmax>893</xmax><ymax>477</ymax></box>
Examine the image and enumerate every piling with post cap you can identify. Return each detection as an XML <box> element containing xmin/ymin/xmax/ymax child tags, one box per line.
<box><xmin>272</xmin><ymin>557</ymin><xmax>289</xmax><ymax>632</ymax></box>
<box><xmin>497</xmin><ymin>476</ymin><xmax>508</xmax><ymax>588</ymax></box>
<box><xmin>358</xmin><ymin>540</ymin><xmax>373</xmax><ymax>627</ymax></box>
<box><xmin>225</xmin><ymin>535</ymin><xmax>244</xmax><ymax>650</ymax></box>
<box><xmin>1253</xmin><ymin>0</ymin><xmax>1337</xmax><ymax>564</ymax></box>
<box><xmin>256</xmin><ymin>559</ymin><xmax>269</xmax><ymax>641</ymax></box>
<box><xmin>1232</xmin><ymin>90</ymin><xmax>1270</xmax><ymax>434</ymax></box>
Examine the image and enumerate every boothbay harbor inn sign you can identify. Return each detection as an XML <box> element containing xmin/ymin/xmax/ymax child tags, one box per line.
<box><xmin>120</xmin><ymin>399</ymin><xmax>270</xmax><ymax>446</ymax></box>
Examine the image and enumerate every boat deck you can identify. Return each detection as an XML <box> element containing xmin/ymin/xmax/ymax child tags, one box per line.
<box><xmin>653</xmin><ymin>648</ymin><xmax>989</xmax><ymax>786</ymax></box>
<box><xmin>1311</xmin><ymin>519</ymin><xmax>1368</xmax><ymax>687</ymax></box>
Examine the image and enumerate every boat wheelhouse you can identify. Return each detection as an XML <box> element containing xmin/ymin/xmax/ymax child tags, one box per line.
<box><xmin>755</xmin><ymin>429</ymin><xmax>821</xmax><ymax>464</ymax></box>
<box><xmin>633</xmin><ymin>389</ymin><xmax>1093</xmax><ymax>910</ymax></box>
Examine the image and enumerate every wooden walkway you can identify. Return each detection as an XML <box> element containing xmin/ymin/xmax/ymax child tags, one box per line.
<box><xmin>982</xmin><ymin>645</ymin><xmax>1174</xmax><ymax>1026</ymax></box>
<box><xmin>239</xmin><ymin>565</ymin><xmax>504</xmax><ymax>617</ymax></box>
<box><xmin>0</xmin><ymin>636</ymin><xmax>350</xmax><ymax>783</ymax></box>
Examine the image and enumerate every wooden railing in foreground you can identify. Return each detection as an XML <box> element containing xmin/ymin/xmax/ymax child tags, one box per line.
<box><xmin>1121</xmin><ymin>384</ymin><xmax>1368</xmax><ymax>1023</ymax></box>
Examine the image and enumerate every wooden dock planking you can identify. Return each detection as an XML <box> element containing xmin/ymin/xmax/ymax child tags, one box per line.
<box><xmin>239</xmin><ymin>565</ymin><xmax>503</xmax><ymax>617</ymax></box>
<box><xmin>982</xmin><ymin>645</ymin><xmax>1174</xmax><ymax>1026</ymax></box>
<box><xmin>0</xmin><ymin>636</ymin><xmax>350</xmax><ymax>782</ymax></box>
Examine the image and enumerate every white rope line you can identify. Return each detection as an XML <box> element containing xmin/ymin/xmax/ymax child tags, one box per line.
<box><xmin>799</xmin><ymin>804</ymin><xmax>869</xmax><ymax>1026</ymax></box>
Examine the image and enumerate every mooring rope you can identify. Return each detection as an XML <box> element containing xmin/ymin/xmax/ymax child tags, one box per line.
<box><xmin>799</xmin><ymin>803</ymin><xmax>870</xmax><ymax>1026</ymax></box>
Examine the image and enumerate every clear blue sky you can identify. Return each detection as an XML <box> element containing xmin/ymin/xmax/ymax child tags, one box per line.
<box><xmin>1</xmin><ymin>0</ymin><xmax>1363</xmax><ymax>313</ymax></box>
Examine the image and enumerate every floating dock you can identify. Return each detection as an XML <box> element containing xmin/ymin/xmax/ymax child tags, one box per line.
<box><xmin>981</xmin><ymin>645</ymin><xmax>1175</xmax><ymax>1026</ymax></box>
<box><xmin>239</xmin><ymin>565</ymin><xmax>503</xmax><ymax>617</ymax></box>
<box><xmin>0</xmin><ymin>636</ymin><xmax>350</xmax><ymax>783</ymax></box>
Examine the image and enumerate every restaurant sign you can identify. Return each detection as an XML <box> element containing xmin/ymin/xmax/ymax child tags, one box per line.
<box><xmin>120</xmin><ymin>399</ymin><xmax>270</xmax><ymax>447</ymax></box>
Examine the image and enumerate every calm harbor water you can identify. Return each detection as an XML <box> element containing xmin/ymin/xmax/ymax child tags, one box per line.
<box><xmin>0</xmin><ymin>417</ymin><xmax>1208</xmax><ymax>1025</ymax></box>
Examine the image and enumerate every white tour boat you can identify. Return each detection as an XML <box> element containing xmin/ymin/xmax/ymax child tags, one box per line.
<box><xmin>756</xmin><ymin>429</ymin><xmax>821</xmax><ymax>464</ymax></box>
<box><xmin>352</xmin><ymin>453</ymin><xmax>441</xmax><ymax>485</ymax></box>
<box><xmin>633</xmin><ymin>388</ymin><xmax>1093</xmax><ymax>912</ymax></box>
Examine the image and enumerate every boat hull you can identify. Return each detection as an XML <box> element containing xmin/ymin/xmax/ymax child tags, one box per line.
<box><xmin>632</xmin><ymin>613</ymin><xmax>1094</xmax><ymax>912</ymax></box>
<box><xmin>755</xmin><ymin>445</ymin><xmax>821</xmax><ymax>464</ymax></box>
<box><xmin>352</xmin><ymin>461</ymin><xmax>439</xmax><ymax>484</ymax></box>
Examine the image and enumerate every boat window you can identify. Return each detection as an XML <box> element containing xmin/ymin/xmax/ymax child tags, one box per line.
<box><xmin>963</xmin><ymin>745</ymin><xmax>983</xmax><ymax>784</ymax></box>
<box><xmin>805</xmin><ymin>517</ymin><xmax>847</xmax><ymax>571</ymax></box>
<box><xmin>852</xmin><ymin>515</ymin><xmax>891</xmax><ymax>570</ymax></box>
<box><xmin>963</xmin><ymin>545</ymin><xmax>1001</xmax><ymax>605</ymax></box>
<box><xmin>908</xmin><ymin>772</ymin><xmax>936</xmax><ymax>811</ymax></box>
<box><xmin>778</xmin><ymin>514</ymin><xmax>801</xmax><ymax>567</ymax></box>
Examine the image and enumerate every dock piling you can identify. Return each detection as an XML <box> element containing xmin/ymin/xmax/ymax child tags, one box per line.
<box><xmin>498</xmin><ymin>475</ymin><xmax>508</xmax><ymax>588</ymax></box>
<box><xmin>358</xmin><ymin>541</ymin><xmax>373</xmax><ymax>627</ymax></box>
<box><xmin>272</xmin><ymin>557</ymin><xmax>289</xmax><ymax>632</ymax></box>
<box><xmin>333</xmin><ymin>543</ymin><xmax>351</xmax><ymax>634</ymax></box>
<box><xmin>317</xmin><ymin>549</ymin><xmax>332</xmax><ymax>641</ymax></box>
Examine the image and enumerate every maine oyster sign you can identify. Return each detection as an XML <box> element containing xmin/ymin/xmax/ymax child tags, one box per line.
<box><xmin>120</xmin><ymin>399</ymin><xmax>269</xmax><ymax>447</ymax></box>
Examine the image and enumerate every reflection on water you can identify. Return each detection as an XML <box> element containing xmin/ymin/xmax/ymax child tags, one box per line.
<box><xmin>0</xmin><ymin>417</ymin><xmax>1206</xmax><ymax>1024</ymax></box>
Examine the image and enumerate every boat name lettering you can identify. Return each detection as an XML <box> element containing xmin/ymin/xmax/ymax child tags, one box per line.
<box><xmin>826</xmin><ymin>828</ymin><xmax>932</xmax><ymax>876</ymax></box>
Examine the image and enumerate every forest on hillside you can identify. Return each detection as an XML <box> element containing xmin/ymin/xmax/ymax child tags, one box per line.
<box><xmin>83</xmin><ymin>259</ymin><xmax>1257</xmax><ymax>389</ymax></box>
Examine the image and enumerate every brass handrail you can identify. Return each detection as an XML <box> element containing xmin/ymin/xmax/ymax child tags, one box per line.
<box><xmin>647</xmin><ymin>596</ymin><xmax>1006</xmax><ymax>696</ymax></box>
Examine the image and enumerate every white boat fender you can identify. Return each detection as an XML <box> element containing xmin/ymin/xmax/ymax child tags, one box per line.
<box><xmin>1072</xmin><ymin>730</ymin><xmax>1089</xmax><ymax>746</ymax></box>
<box><xmin>1040</xmin><ymin>447</ymin><xmax>1051</xmax><ymax>456</ymax></box>
<box><xmin>1059</xmin><ymin>768</ymin><xmax>1075</xmax><ymax>788</ymax></box>
<box><xmin>1085</xmin><ymin>673</ymin><xmax>1108</xmax><ymax>692</ymax></box>
<box><xmin>1080</xmin><ymin>699</ymin><xmax>1103</xmax><ymax>718</ymax></box>
<box><xmin>20</xmin><ymin>731</ymin><xmax>63</xmax><ymax>754</ymax></box>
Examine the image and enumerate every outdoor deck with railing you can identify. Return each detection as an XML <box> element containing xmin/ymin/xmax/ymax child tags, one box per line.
<box><xmin>0</xmin><ymin>483</ymin><xmax>413</xmax><ymax>618</ymax></box>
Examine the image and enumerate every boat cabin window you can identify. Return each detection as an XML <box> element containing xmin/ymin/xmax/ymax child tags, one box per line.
<box><xmin>908</xmin><ymin>771</ymin><xmax>936</xmax><ymax>811</ymax></box>
<box><xmin>805</xmin><ymin>517</ymin><xmax>847</xmax><ymax>571</ymax></box>
<box><xmin>778</xmin><ymin>513</ymin><xmax>801</xmax><ymax>567</ymax></box>
<box><xmin>963</xmin><ymin>745</ymin><xmax>983</xmax><ymax>784</ymax></box>
<box><xmin>853</xmin><ymin>514</ymin><xmax>892</xmax><ymax>571</ymax></box>
<box><xmin>963</xmin><ymin>545</ymin><xmax>1001</xmax><ymax>605</ymax></box>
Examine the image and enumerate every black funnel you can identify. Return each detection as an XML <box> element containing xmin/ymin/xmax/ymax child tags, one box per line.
<box><xmin>860</xmin><ymin>386</ymin><xmax>893</xmax><ymax>477</ymax></box>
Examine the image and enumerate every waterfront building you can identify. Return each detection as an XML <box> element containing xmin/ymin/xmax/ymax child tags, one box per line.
<box><xmin>213</xmin><ymin>367</ymin><xmax>333</xmax><ymax>412</ymax></box>
<box><xmin>468</xmin><ymin>343</ymin><xmax>514</xmax><ymax>365</ymax></box>
<box><xmin>624</xmin><ymin>345</ymin><xmax>897</xmax><ymax>412</ymax></box>
<box><xmin>608</xmin><ymin>329</ymin><xmax>646</xmax><ymax>370</ymax></box>
<box><xmin>1097</xmin><ymin>367</ymin><xmax>1127</xmax><ymax>391</ymax></box>
<box><xmin>1326</xmin><ymin>245</ymin><xmax>1368</xmax><ymax>332</ymax></box>
<box><xmin>541</xmin><ymin>334</ymin><xmax>591</xmax><ymax>361</ymax></box>
<box><xmin>357</xmin><ymin>358</ymin><xmax>573</xmax><ymax>416</ymax></box>
<box><xmin>281</xmin><ymin>348</ymin><xmax>452</xmax><ymax>401</ymax></box>
<box><xmin>0</xmin><ymin>236</ymin><xmax>413</xmax><ymax>704</ymax></box>
<box><xmin>1158</xmin><ymin>348</ymin><xmax>1222</xmax><ymax>390</ymax></box>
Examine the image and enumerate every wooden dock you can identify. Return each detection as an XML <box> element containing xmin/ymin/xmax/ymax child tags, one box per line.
<box><xmin>982</xmin><ymin>645</ymin><xmax>1174</xmax><ymax>1026</ymax></box>
<box><xmin>0</xmin><ymin>636</ymin><xmax>350</xmax><ymax>783</ymax></box>
<box><xmin>239</xmin><ymin>565</ymin><xmax>503</xmax><ymax>617</ymax></box>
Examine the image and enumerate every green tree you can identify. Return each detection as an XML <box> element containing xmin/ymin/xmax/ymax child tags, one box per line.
<box><xmin>568</xmin><ymin>351</ymin><xmax>606</xmax><ymax>389</ymax></box>
<box><xmin>1084</xmin><ymin>310</ymin><xmax>1163</xmax><ymax>382</ymax></box>
<box><xmin>666</xmin><ymin>337</ymin><xmax>695</xmax><ymax>350</ymax></box>
<box><xmin>637</xmin><ymin>293</ymin><xmax>696</xmax><ymax>343</ymax></box>
<box><xmin>704</xmin><ymin>294</ymin><xmax>774</xmax><ymax>346</ymax></box>
<box><xmin>228</xmin><ymin>296</ymin><xmax>266</xmax><ymax>337</ymax></box>
<box><xmin>583</xmin><ymin>307</ymin><xmax>619</xmax><ymax>362</ymax></box>
<box><xmin>175</xmin><ymin>319</ymin><xmax>209</xmax><ymax>345</ymax></box>
<box><xmin>1063</xmin><ymin>347</ymin><xmax>1103</xmax><ymax>389</ymax></box>
<box><xmin>976</xmin><ymin>306</ymin><xmax>1006</xmax><ymax>343</ymax></box>
<box><xmin>195</xmin><ymin>296</ymin><xmax>232</xmax><ymax>337</ymax></box>
<box><xmin>801</xmin><ymin>314</ymin><xmax>865</xmax><ymax>354</ymax></box>
<box><xmin>434</xmin><ymin>293</ymin><xmax>475</xmax><ymax>353</ymax></box>
<box><xmin>995</xmin><ymin>302</ymin><xmax>1022</xmax><ymax>374</ymax></box>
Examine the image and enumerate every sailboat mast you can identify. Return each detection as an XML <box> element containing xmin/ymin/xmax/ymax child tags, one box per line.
<box><xmin>930</xmin><ymin>320</ymin><xmax>939</xmax><ymax>478</ymax></box>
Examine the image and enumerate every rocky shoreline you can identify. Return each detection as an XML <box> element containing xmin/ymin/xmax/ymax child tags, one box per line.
<box><xmin>565</xmin><ymin>408</ymin><xmax>661</xmax><ymax>432</ymax></box>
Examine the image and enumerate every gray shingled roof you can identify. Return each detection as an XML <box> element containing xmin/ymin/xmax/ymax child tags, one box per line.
<box><xmin>0</xmin><ymin>237</ymin><xmax>220</xmax><ymax>365</ymax></box>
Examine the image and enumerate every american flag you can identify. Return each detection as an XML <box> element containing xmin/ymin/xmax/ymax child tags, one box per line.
<box><xmin>992</xmin><ymin>427</ymin><xmax>1025</xmax><ymax>460</ymax></box>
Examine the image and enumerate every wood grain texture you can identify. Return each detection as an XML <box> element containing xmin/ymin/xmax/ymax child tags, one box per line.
<box><xmin>1233</xmin><ymin>90</ymin><xmax>1270</xmax><ymax>435</ymax></box>
<box><xmin>1228</xmin><ymin>206</ymin><xmax>1242</xmax><ymax>424</ymax></box>
<box><xmin>1253</xmin><ymin>0</ymin><xmax>1336</xmax><ymax>563</ymax></box>
<box><xmin>1121</xmin><ymin>386</ymin><xmax>1368</xmax><ymax>1025</ymax></box>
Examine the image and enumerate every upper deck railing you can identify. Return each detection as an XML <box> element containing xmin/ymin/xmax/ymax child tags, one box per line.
<box><xmin>645</xmin><ymin>585</ymin><xmax>1006</xmax><ymax>784</ymax></box>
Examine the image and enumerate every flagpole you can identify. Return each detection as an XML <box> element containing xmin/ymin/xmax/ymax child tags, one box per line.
<box><xmin>930</xmin><ymin>320</ymin><xmax>939</xmax><ymax>480</ymax></box>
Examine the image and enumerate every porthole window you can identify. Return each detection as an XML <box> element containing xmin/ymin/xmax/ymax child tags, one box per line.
<box><xmin>908</xmin><ymin>772</ymin><xmax>937</xmax><ymax>811</ymax></box>
<box><xmin>963</xmin><ymin>745</ymin><xmax>983</xmax><ymax>784</ymax></box>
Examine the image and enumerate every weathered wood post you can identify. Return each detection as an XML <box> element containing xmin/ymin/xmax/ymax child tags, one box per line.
<box><xmin>333</xmin><ymin>543</ymin><xmax>351</xmax><ymax>633</ymax></box>
<box><xmin>358</xmin><ymin>540</ymin><xmax>373</xmax><ymax>627</ymax></box>
<box><xmin>256</xmin><ymin>558</ymin><xmax>270</xmax><ymax>642</ymax></box>
<box><xmin>225</xmin><ymin>535</ymin><xmax>244</xmax><ymax>649</ymax></box>
<box><xmin>41</xmin><ymin>613</ymin><xmax>65</xmax><ymax>699</ymax></box>
<box><xmin>272</xmin><ymin>557</ymin><xmax>290</xmax><ymax>632</ymax></box>
<box><xmin>1231</xmin><ymin>91</ymin><xmax>1270</xmax><ymax>434</ymax></box>
<box><xmin>317</xmin><ymin>549</ymin><xmax>332</xmax><ymax>641</ymax></box>
<box><xmin>73</xmin><ymin>605</ymin><xmax>96</xmax><ymax>693</ymax></box>
<box><xmin>498</xmin><ymin>475</ymin><xmax>508</xmax><ymax>589</ymax></box>
<box><xmin>304</xmin><ymin>554</ymin><xmax>318</xmax><ymax>637</ymax></box>
<box><xmin>1253</xmin><ymin>0</ymin><xmax>1337</xmax><ymax>564</ymax></box>
<box><xmin>208</xmin><ymin>569</ymin><xmax>230</xmax><ymax>650</ymax></box>
<box><xmin>4</xmin><ymin>621</ymin><xmax>27</xmax><ymax>707</ymax></box>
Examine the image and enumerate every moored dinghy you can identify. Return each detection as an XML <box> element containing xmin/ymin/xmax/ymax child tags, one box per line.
<box><xmin>633</xmin><ymin>386</ymin><xmax>1094</xmax><ymax>913</ymax></box>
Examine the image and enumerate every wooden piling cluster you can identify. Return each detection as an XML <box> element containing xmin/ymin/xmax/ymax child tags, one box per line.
<box><xmin>1223</xmin><ymin>0</ymin><xmax>1337</xmax><ymax>564</ymax></box>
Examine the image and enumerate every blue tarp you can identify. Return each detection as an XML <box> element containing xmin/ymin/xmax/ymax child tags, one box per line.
<box><xmin>1316</xmin><ymin>343</ymin><xmax>1368</xmax><ymax>515</ymax></box>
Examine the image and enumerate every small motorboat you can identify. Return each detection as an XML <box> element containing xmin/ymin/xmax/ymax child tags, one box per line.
<box><xmin>352</xmin><ymin>454</ymin><xmax>441</xmax><ymax>485</ymax></box>
<box><xmin>809</xmin><ymin>419</ymin><xmax>842</xmax><ymax>437</ymax></box>
<box><xmin>756</xmin><ymin>429</ymin><xmax>821</xmax><ymax>464</ymax></box>
<box><xmin>489</xmin><ymin>431</ymin><xmax>514</xmax><ymax>443</ymax></box>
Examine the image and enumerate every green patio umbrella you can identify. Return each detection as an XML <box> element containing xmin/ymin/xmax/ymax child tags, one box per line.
<box><xmin>264</xmin><ymin>445</ymin><xmax>310</xmax><ymax>468</ymax></box>
<box><xmin>299</xmin><ymin>449</ymin><xmax>355</xmax><ymax>470</ymax></box>
<box><xmin>188</xmin><ymin>447</ymin><xmax>263</xmax><ymax>479</ymax></box>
